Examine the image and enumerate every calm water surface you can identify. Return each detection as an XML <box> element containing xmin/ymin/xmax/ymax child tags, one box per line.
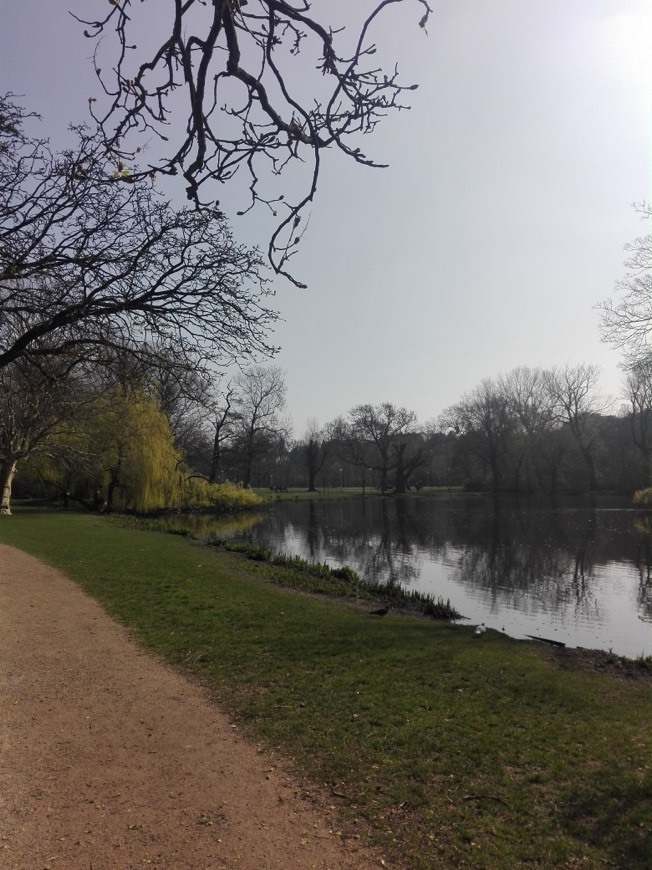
<box><xmin>192</xmin><ymin>495</ymin><xmax>652</xmax><ymax>657</ymax></box>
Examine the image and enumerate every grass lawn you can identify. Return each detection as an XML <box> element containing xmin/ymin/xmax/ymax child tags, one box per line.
<box><xmin>254</xmin><ymin>486</ymin><xmax>462</xmax><ymax>502</ymax></box>
<box><xmin>1</xmin><ymin>510</ymin><xmax>651</xmax><ymax>868</ymax></box>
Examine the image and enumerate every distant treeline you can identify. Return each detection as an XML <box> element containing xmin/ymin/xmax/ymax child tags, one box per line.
<box><xmin>148</xmin><ymin>363</ymin><xmax>652</xmax><ymax>496</ymax></box>
<box><xmin>10</xmin><ymin>360</ymin><xmax>652</xmax><ymax>510</ymax></box>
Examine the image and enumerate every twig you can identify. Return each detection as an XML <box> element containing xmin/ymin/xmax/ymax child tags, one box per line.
<box><xmin>463</xmin><ymin>793</ymin><xmax>510</xmax><ymax>807</ymax></box>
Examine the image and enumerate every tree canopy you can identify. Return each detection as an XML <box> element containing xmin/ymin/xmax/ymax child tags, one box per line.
<box><xmin>332</xmin><ymin>402</ymin><xmax>425</xmax><ymax>492</ymax></box>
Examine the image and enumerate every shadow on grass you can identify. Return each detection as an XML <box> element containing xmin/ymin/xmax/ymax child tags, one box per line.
<box><xmin>561</xmin><ymin>767</ymin><xmax>652</xmax><ymax>869</ymax></box>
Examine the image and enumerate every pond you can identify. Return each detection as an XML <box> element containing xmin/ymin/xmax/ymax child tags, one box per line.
<box><xmin>176</xmin><ymin>494</ymin><xmax>652</xmax><ymax>658</ymax></box>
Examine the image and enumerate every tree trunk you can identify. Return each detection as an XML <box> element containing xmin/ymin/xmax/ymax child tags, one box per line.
<box><xmin>307</xmin><ymin>466</ymin><xmax>317</xmax><ymax>492</ymax></box>
<box><xmin>393</xmin><ymin>444</ymin><xmax>407</xmax><ymax>494</ymax></box>
<box><xmin>489</xmin><ymin>453</ymin><xmax>502</xmax><ymax>493</ymax></box>
<box><xmin>209</xmin><ymin>432</ymin><xmax>221</xmax><ymax>484</ymax></box>
<box><xmin>636</xmin><ymin>445</ymin><xmax>651</xmax><ymax>487</ymax></box>
<box><xmin>0</xmin><ymin>459</ymin><xmax>18</xmax><ymax>515</ymax></box>
<box><xmin>106</xmin><ymin>467</ymin><xmax>121</xmax><ymax>512</ymax></box>
<box><xmin>579</xmin><ymin>445</ymin><xmax>598</xmax><ymax>492</ymax></box>
<box><xmin>306</xmin><ymin>439</ymin><xmax>318</xmax><ymax>492</ymax></box>
<box><xmin>243</xmin><ymin>453</ymin><xmax>253</xmax><ymax>488</ymax></box>
<box><xmin>380</xmin><ymin>466</ymin><xmax>388</xmax><ymax>493</ymax></box>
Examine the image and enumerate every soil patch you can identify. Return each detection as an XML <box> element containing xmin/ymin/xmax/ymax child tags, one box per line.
<box><xmin>546</xmin><ymin>643</ymin><xmax>652</xmax><ymax>684</ymax></box>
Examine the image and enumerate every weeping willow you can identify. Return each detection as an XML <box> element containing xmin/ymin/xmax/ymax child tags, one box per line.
<box><xmin>23</xmin><ymin>385</ymin><xmax>262</xmax><ymax>513</ymax></box>
<box><xmin>116</xmin><ymin>400</ymin><xmax>263</xmax><ymax>512</ymax></box>
<box><xmin>26</xmin><ymin>386</ymin><xmax>183</xmax><ymax>512</ymax></box>
<box><xmin>100</xmin><ymin>389</ymin><xmax>182</xmax><ymax>512</ymax></box>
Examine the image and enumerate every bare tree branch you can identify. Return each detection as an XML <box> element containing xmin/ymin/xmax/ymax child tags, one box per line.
<box><xmin>599</xmin><ymin>203</ymin><xmax>652</xmax><ymax>367</ymax></box>
<box><xmin>0</xmin><ymin>95</ymin><xmax>277</xmax><ymax>373</ymax></box>
<box><xmin>71</xmin><ymin>0</ymin><xmax>432</xmax><ymax>284</ymax></box>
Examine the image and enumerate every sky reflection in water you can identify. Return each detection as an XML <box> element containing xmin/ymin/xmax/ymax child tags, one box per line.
<box><xmin>190</xmin><ymin>495</ymin><xmax>652</xmax><ymax>658</ymax></box>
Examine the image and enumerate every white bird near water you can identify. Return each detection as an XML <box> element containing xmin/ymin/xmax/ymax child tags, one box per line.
<box><xmin>473</xmin><ymin>623</ymin><xmax>487</xmax><ymax>637</ymax></box>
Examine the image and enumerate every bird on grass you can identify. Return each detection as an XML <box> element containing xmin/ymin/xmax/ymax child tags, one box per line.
<box><xmin>473</xmin><ymin>622</ymin><xmax>487</xmax><ymax>637</ymax></box>
<box><xmin>370</xmin><ymin>606</ymin><xmax>390</xmax><ymax>617</ymax></box>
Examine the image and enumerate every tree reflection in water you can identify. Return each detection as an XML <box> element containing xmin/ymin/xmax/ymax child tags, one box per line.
<box><xmin>235</xmin><ymin>494</ymin><xmax>652</xmax><ymax>655</ymax></box>
<box><xmin>452</xmin><ymin>498</ymin><xmax>603</xmax><ymax>626</ymax></box>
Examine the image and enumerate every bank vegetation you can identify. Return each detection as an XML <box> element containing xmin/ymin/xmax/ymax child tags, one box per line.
<box><xmin>0</xmin><ymin>512</ymin><xmax>650</xmax><ymax>869</ymax></box>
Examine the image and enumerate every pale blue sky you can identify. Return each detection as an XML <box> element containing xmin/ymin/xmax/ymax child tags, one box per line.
<box><xmin>3</xmin><ymin>1</ymin><xmax>651</xmax><ymax>435</ymax></box>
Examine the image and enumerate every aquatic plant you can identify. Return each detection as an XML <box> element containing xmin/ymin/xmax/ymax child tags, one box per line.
<box><xmin>214</xmin><ymin>540</ymin><xmax>462</xmax><ymax>620</ymax></box>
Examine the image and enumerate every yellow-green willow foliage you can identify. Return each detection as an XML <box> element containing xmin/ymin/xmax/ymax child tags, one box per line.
<box><xmin>89</xmin><ymin>386</ymin><xmax>183</xmax><ymax>512</ymax></box>
<box><xmin>633</xmin><ymin>488</ymin><xmax>652</xmax><ymax>507</ymax></box>
<box><xmin>24</xmin><ymin>385</ymin><xmax>263</xmax><ymax>513</ymax></box>
<box><xmin>127</xmin><ymin>398</ymin><xmax>182</xmax><ymax>512</ymax></box>
<box><xmin>179</xmin><ymin>477</ymin><xmax>261</xmax><ymax>511</ymax></box>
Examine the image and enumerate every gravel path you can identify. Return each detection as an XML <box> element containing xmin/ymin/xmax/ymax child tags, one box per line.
<box><xmin>0</xmin><ymin>544</ymin><xmax>382</xmax><ymax>869</ymax></box>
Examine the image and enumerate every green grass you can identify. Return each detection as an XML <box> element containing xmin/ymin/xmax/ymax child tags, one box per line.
<box><xmin>1</xmin><ymin>510</ymin><xmax>651</xmax><ymax>868</ymax></box>
<box><xmin>210</xmin><ymin>539</ymin><xmax>462</xmax><ymax>619</ymax></box>
<box><xmin>254</xmin><ymin>485</ymin><xmax>462</xmax><ymax>502</ymax></box>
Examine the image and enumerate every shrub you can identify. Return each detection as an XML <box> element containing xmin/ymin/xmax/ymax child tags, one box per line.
<box><xmin>179</xmin><ymin>478</ymin><xmax>262</xmax><ymax>511</ymax></box>
<box><xmin>633</xmin><ymin>488</ymin><xmax>652</xmax><ymax>506</ymax></box>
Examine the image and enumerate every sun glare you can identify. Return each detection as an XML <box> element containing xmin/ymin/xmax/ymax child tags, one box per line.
<box><xmin>595</xmin><ymin>6</ymin><xmax>652</xmax><ymax>96</ymax></box>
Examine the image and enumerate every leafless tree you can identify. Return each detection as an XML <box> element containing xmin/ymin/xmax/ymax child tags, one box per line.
<box><xmin>623</xmin><ymin>363</ymin><xmax>652</xmax><ymax>483</ymax></box>
<box><xmin>301</xmin><ymin>417</ymin><xmax>328</xmax><ymax>492</ymax></box>
<box><xmin>599</xmin><ymin>203</ymin><xmax>652</xmax><ymax>367</ymax></box>
<box><xmin>439</xmin><ymin>380</ymin><xmax>514</xmax><ymax>492</ymax></box>
<box><xmin>0</xmin><ymin>94</ymin><xmax>276</xmax><ymax>373</ymax></box>
<box><xmin>230</xmin><ymin>364</ymin><xmax>290</xmax><ymax>486</ymax></box>
<box><xmin>207</xmin><ymin>380</ymin><xmax>240</xmax><ymax>483</ymax></box>
<box><xmin>341</xmin><ymin>402</ymin><xmax>422</xmax><ymax>492</ymax></box>
<box><xmin>500</xmin><ymin>366</ymin><xmax>561</xmax><ymax>491</ymax></box>
<box><xmin>73</xmin><ymin>0</ymin><xmax>432</xmax><ymax>283</ymax></box>
<box><xmin>149</xmin><ymin>365</ymin><xmax>214</xmax><ymax>470</ymax></box>
<box><xmin>543</xmin><ymin>364</ymin><xmax>606</xmax><ymax>492</ymax></box>
<box><xmin>0</xmin><ymin>358</ymin><xmax>83</xmax><ymax>514</ymax></box>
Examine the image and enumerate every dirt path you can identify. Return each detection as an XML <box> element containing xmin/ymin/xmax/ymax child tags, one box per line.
<box><xmin>0</xmin><ymin>544</ymin><xmax>383</xmax><ymax>870</ymax></box>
